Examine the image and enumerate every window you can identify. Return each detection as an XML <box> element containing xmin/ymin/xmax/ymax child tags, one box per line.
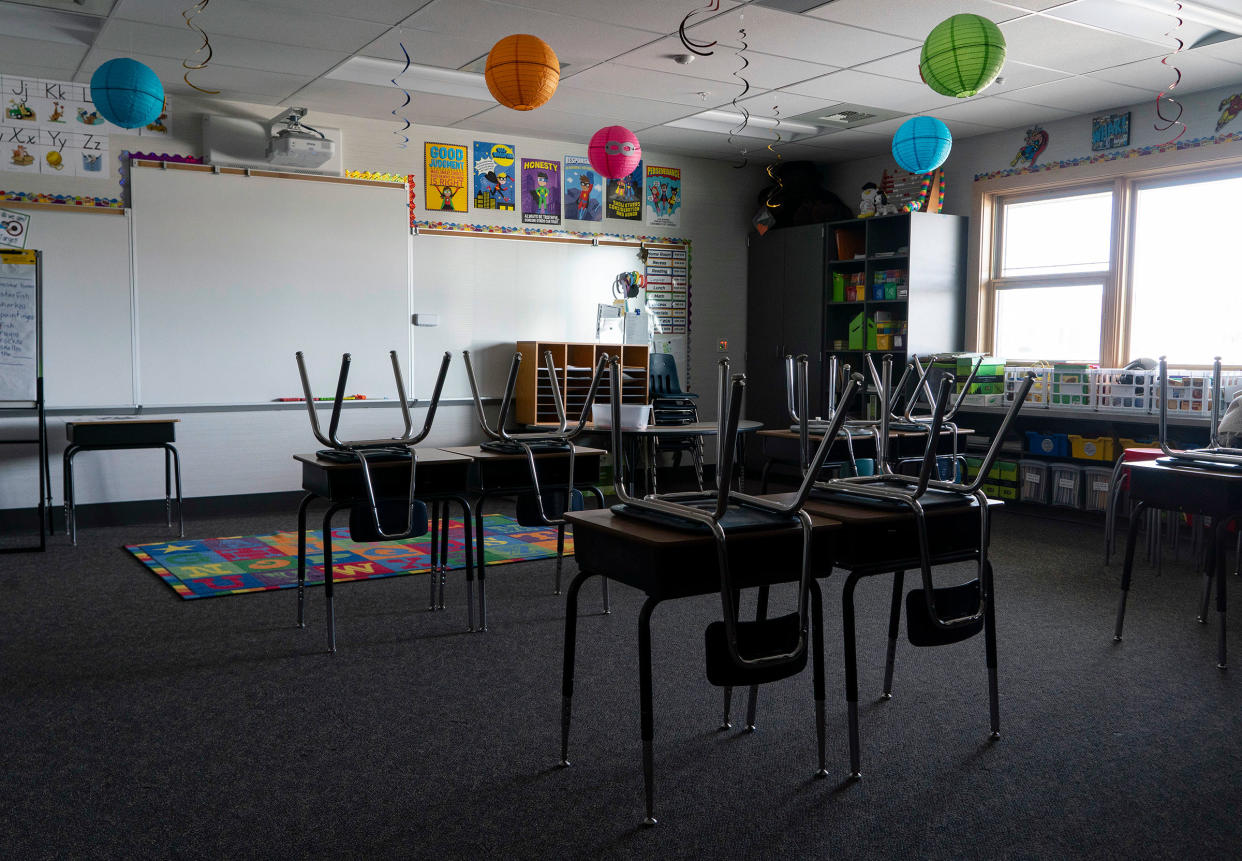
<box><xmin>990</xmin><ymin>189</ymin><xmax>1114</xmax><ymax>362</ymax></box>
<box><xmin>983</xmin><ymin>162</ymin><xmax>1242</xmax><ymax>367</ymax></box>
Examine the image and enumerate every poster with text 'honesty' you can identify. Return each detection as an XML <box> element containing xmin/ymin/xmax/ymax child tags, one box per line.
<box><xmin>645</xmin><ymin>165</ymin><xmax>681</xmax><ymax>227</ymax></box>
<box><xmin>472</xmin><ymin>140</ymin><xmax>515</xmax><ymax>211</ymax></box>
<box><xmin>605</xmin><ymin>161</ymin><xmax>643</xmax><ymax>221</ymax></box>
<box><xmin>521</xmin><ymin>158</ymin><xmax>560</xmax><ymax>225</ymax></box>
<box><xmin>424</xmin><ymin>142</ymin><xmax>468</xmax><ymax>212</ymax></box>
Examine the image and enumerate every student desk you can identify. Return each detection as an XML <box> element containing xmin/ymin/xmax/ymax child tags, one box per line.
<box><xmin>293</xmin><ymin>448</ymin><xmax>474</xmax><ymax>653</ymax></box>
<box><xmin>1114</xmin><ymin>459</ymin><xmax>1242</xmax><ymax>669</ymax></box>
<box><xmin>558</xmin><ymin>505</ymin><xmax>841</xmax><ymax>825</ymax></box>
<box><xmin>63</xmin><ymin>418</ymin><xmax>182</xmax><ymax>545</ymax></box>
<box><xmin>439</xmin><ymin>444</ymin><xmax>606</xmax><ymax>631</ymax></box>
<box><xmin>757</xmin><ymin>426</ymin><xmax>974</xmax><ymax>492</ymax></box>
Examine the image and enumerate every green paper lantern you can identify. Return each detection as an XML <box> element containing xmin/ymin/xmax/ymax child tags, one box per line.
<box><xmin>919</xmin><ymin>14</ymin><xmax>1006</xmax><ymax>99</ymax></box>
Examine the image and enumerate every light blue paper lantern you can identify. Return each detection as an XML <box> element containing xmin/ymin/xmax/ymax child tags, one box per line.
<box><xmin>90</xmin><ymin>59</ymin><xmax>165</xmax><ymax>129</ymax></box>
<box><xmin>891</xmin><ymin>116</ymin><xmax>952</xmax><ymax>174</ymax></box>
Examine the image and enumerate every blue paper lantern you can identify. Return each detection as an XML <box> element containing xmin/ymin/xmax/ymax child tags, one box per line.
<box><xmin>891</xmin><ymin>116</ymin><xmax>952</xmax><ymax>174</ymax></box>
<box><xmin>89</xmin><ymin>59</ymin><xmax>165</xmax><ymax>129</ymax></box>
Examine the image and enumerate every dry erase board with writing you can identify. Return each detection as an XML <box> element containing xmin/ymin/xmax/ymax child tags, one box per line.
<box><xmin>130</xmin><ymin>166</ymin><xmax>410</xmax><ymax>405</ymax></box>
<box><xmin>0</xmin><ymin>251</ymin><xmax>39</xmax><ymax>404</ymax></box>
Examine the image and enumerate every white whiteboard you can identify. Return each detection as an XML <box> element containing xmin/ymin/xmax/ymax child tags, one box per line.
<box><xmin>26</xmin><ymin>210</ymin><xmax>134</xmax><ymax>407</ymax></box>
<box><xmin>409</xmin><ymin>233</ymin><xmax>646</xmax><ymax>399</ymax></box>
<box><xmin>130</xmin><ymin>167</ymin><xmax>411</xmax><ymax>405</ymax></box>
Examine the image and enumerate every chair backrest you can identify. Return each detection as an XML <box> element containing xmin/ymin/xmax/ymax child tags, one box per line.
<box><xmin>649</xmin><ymin>352</ymin><xmax>685</xmax><ymax>399</ymax></box>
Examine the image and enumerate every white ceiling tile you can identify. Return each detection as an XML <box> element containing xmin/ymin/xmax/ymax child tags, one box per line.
<box><xmin>999</xmin><ymin>14</ymin><xmax>1166</xmax><ymax>74</ymax></box>
<box><xmin>111</xmin><ymin>0</ymin><xmax>389</xmax><ymax>52</ymax></box>
<box><xmin>542</xmin><ymin>86</ymin><xmax>699</xmax><ymax>125</ymax></box>
<box><xmin>94</xmin><ymin>22</ymin><xmax>349</xmax><ymax>78</ymax></box>
<box><xmin>994</xmin><ymin>0</ymin><xmax>1079</xmax><ymax>9</ymax></box>
<box><xmin>0</xmin><ymin>60</ymin><xmax>82</xmax><ymax>81</ymax></box>
<box><xmin>635</xmin><ymin>126</ymin><xmax>755</xmax><ymax>160</ymax></box>
<box><xmin>734</xmin><ymin>91</ymin><xmax>840</xmax><ymax>121</ymax></box>
<box><xmin>81</xmin><ymin>47</ymin><xmax>308</xmax><ymax>101</ymax></box>
<box><xmin>783</xmin><ymin>69</ymin><xmax>959</xmax><ymax>113</ymax></box>
<box><xmin>291</xmin><ymin>78</ymin><xmax>493</xmax><ymax>125</ymax></box>
<box><xmin>1190</xmin><ymin>37</ymin><xmax>1242</xmax><ymax>68</ymax></box>
<box><xmin>490</xmin><ymin>0</ymin><xmax>741</xmax><ymax>36</ymax></box>
<box><xmin>932</xmin><ymin>94</ymin><xmax>1079</xmax><ymax>127</ymax></box>
<box><xmin>1089</xmin><ymin>52</ymin><xmax>1242</xmax><ymax>95</ymax></box>
<box><xmin>807</xmin><ymin>0</ymin><xmax>1029</xmax><ymax>41</ymax></box>
<box><xmin>0</xmin><ymin>33</ymin><xmax>88</xmax><ymax>71</ymax></box>
<box><xmin>242</xmin><ymin>0</ymin><xmax>433</xmax><ymax>25</ymax></box>
<box><xmin>563</xmin><ymin>62</ymin><xmax>764</xmax><ymax>109</ymax></box>
<box><xmin>454</xmin><ymin>105</ymin><xmax>613</xmax><ymax>141</ymax></box>
<box><xmin>685</xmin><ymin>6</ymin><xmax>922</xmax><ymax>67</ymax></box>
<box><xmin>852</xmin><ymin>49</ymin><xmax>1072</xmax><ymax>97</ymax></box>
<box><xmin>358</xmin><ymin>28</ymin><xmax>496</xmax><ymax>71</ymax></box>
<box><xmin>400</xmin><ymin>0</ymin><xmax>658</xmax><ymax>70</ymax></box>
<box><xmin>0</xmin><ymin>3</ymin><xmax>103</xmax><ymax>45</ymax></box>
<box><xmin>1043</xmin><ymin>0</ymin><xmax>1215</xmax><ymax>47</ymax></box>
<box><xmin>609</xmin><ymin>36</ymin><xmax>839</xmax><ymax>92</ymax></box>
<box><xmin>996</xmin><ymin>74</ymin><xmax>1152</xmax><ymax>112</ymax></box>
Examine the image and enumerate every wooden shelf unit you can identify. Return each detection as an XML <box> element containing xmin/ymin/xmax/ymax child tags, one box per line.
<box><xmin>514</xmin><ymin>341</ymin><xmax>649</xmax><ymax>425</ymax></box>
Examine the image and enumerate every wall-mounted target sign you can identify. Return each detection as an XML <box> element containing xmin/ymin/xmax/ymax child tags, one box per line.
<box><xmin>0</xmin><ymin>208</ymin><xmax>30</xmax><ymax>249</ymax></box>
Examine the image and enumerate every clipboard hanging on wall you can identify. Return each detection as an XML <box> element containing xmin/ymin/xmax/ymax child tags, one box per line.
<box><xmin>0</xmin><ymin>248</ymin><xmax>51</xmax><ymax>551</ymax></box>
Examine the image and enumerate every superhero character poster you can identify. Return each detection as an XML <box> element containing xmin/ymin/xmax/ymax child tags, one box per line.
<box><xmin>605</xmin><ymin>160</ymin><xmax>643</xmax><ymax>221</ymax></box>
<box><xmin>424</xmin><ymin>142</ymin><xmax>468</xmax><ymax>212</ymax></box>
<box><xmin>473</xmin><ymin>140</ymin><xmax>515</xmax><ymax>211</ymax></box>
<box><xmin>644</xmin><ymin>165</ymin><xmax>681</xmax><ymax>227</ymax></box>
<box><xmin>562</xmin><ymin>155</ymin><xmax>603</xmax><ymax>222</ymax></box>
<box><xmin>520</xmin><ymin>157</ymin><xmax>560</xmax><ymax>225</ymax></box>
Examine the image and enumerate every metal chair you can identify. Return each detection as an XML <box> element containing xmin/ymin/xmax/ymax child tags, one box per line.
<box><xmin>293</xmin><ymin>349</ymin><xmax>452</xmax><ymax>652</ymax></box>
<box><xmin>801</xmin><ymin>365</ymin><xmax>1037</xmax><ymax>778</ymax></box>
<box><xmin>605</xmin><ymin>355</ymin><xmax>864</xmax><ymax>824</ymax></box>
<box><xmin>647</xmin><ymin>352</ymin><xmax>705</xmax><ymax>494</ymax></box>
<box><xmin>463</xmin><ymin>349</ymin><xmax>609</xmax><ymax>598</ymax></box>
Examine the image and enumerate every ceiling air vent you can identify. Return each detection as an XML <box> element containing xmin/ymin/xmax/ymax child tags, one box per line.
<box><xmin>789</xmin><ymin>102</ymin><xmax>905</xmax><ymax>130</ymax></box>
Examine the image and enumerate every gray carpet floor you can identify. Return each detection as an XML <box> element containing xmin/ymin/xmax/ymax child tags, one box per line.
<box><xmin>2</xmin><ymin>503</ymin><xmax>1240</xmax><ymax>859</ymax></box>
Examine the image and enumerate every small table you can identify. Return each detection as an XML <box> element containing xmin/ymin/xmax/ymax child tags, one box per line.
<box><xmin>293</xmin><ymin>447</ymin><xmax>474</xmax><ymax>653</ymax></box>
<box><xmin>439</xmin><ymin>444</ymin><xmax>606</xmax><ymax>631</ymax></box>
<box><xmin>1114</xmin><ymin>459</ymin><xmax>1242</xmax><ymax>669</ymax></box>
<box><xmin>559</xmin><ymin>506</ymin><xmax>841</xmax><ymax>824</ymax></box>
<box><xmin>63</xmin><ymin>419</ymin><xmax>182</xmax><ymax>546</ymax></box>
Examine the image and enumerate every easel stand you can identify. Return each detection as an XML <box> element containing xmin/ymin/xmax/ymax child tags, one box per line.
<box><xmin>0</xmin><ymin>249</ymin><xmax>51</xmax><ymax>552</ymax></box>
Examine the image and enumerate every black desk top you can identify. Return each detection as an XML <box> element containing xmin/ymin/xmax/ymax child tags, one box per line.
<box><xmin>295</xmin><ymin>447</ymin><xmax>473</xmax><ymax>501</ymax></box>
<box><xmin>438</xmin><ymin>444</ymin><xmax>606</xmax><ymax>460</ymax></box>
<box><xmin>1126</xmin><ymin>459</ymin><xmax>1242</xmax><ymax>516</ymax></box>
<box><xmin>294</xmin><ymin>447</ymin><xmax>472</xmax><ymax>470</ymax></box>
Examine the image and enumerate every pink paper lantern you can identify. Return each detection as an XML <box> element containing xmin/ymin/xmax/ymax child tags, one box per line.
<box><xmin>588</xmin><ymin>125</ymin><xmax>641</xmax><ymax>179</ymax></box>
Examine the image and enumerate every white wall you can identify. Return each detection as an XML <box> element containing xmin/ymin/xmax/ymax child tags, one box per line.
<box><xmin>0</xmin><ymin>94</ymin><xmax>768</xmax><ymax>510</ymax></box>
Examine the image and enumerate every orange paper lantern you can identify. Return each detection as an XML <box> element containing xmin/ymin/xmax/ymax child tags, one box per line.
<box><xmin>485</xmin><ymin>34</ymin><xmax>560</xmax><ymax>111</ymax></box>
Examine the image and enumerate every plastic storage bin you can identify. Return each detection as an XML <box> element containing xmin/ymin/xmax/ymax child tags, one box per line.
<box><xmin>1025</xmin><ymin>431</ymin><xmax>1070</xmax><ymax>457</ymax></box>
<box><xmin>592</xmin><ymin>403</ymin><xmax>651</xmax><ymax>430</ymax></box>
<box><xmin>1082</xmin><ymin>466</ymin><xmax>1113</xmax><ymax>512</ymax></box>
<box><xmin>1050</xmin><ymin>363</ymin><xmax>1096</xmax><ymax>408</ymax></box>
<box><xmin>1005</xmin><ymin>366</ymin><xmax>1051</xmax><ymax>407</ymax></box>
<box><xmin>1068</xmin><ymin>434</ymin><xmax>1115</xmax><ymax>462</ymax></box>
<box><xmin>1019</xmin><ymin>459</ymin><xmax>1048</xmax><ymax>504</ymax></box>
<box><xmin>1049</xmin><ymin>463</ymin><xmax>1083</xmax><ymax>509</ymax></box>
<box><xmin>1094</xmin><ymin>368</ymin><xmax>1155</xmax><ymax>413</ymax></box>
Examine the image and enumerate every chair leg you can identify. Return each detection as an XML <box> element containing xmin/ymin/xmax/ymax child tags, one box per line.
<box><xmin>719</xmin><ymin>687</ymin><xmax>733</xmax><ymax>731</ymax></box>
<box><xmin>882</xmin><ymin>570</ymin><xmax>904</xmax><ymax>699</ymax></box>
<box><xmin>842</xmin><ymin>571</ymin><xmax>863</xmax><ymax>780</ymax></box>
<box><xmin>560</xmin><ymin>569</ymin><xmax>593</xmax><ymax>768</ymax></box>
<box><xmin>1103</xmin><ymin>458</ymin><xmax>1127</xmax><ymax>564</ymax></box>
<box><xmin>296</xmin><ymin>492</ymin><xmax>314</xmax><ymax>629</ymax></box>
<box><xmin>438</xmin><ymin>501</ymin><xmax>449</xmax><ymax>610</ymax></box>
<box><xmin>555</xmin><ymin>523</ymin><xmax>566</xmax><ymax>595</ymax></box>
<box><xmin>982</xmin><ymin>560</ymin><xmax>1000</xmax><ymax>739</ymax></box>
<box><xmin>638</xmin><ymin>596</ymin><xmax>659</xmax><ymax>827</ymax></box>
<box><xmin>475</xmin><ymin>502</ymin><xmax>488</xmax><ymax>632</ymax></box>
<box><xmin>1215</xmin><ymin>519</ymin><xmax>1228</xmax><ymax>670</ymax></box>
<box><xmin>322</xmin><ymin>507</ymin><xmax>340</xmax><ymax>654</ymax></box>
<box><xmin>810</xmin><ymin>579</ymin><xmax>828</xmax><ymax>778</ymax></box>
<box><xmin>428</xmin><ymin>500</ymin><xmax>440</xmax><ymax>612</ymax></box>
<box><xmin>1199</xmin><ymin>567</ymin><xmax>1214</xmax><ymax>624</ymax></box>
<box><xmin>456</xmin><ymin>496</ymin><xmax>475</xmax><ymax>632</ymax></box>
<box><xmin>745</xmin><ymin>585</ymin><xmax>770</xmax><ymax>731</ymax></box>
<box><xmin>1115</xmin><ymin>501</ymin><xmax>1148</xmax><ymax>642</ymax></box>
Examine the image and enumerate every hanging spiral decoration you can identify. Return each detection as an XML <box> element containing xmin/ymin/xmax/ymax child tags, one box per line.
<box><xmin>679</xmin><ymin>0</ymin><xmax>721</xmax><ymax>57</ymax></box>
<box><xmin>764</xmin><ymin>107</ymin><xmax>784</xmax><ymax>210</ymax></box>
<box><xmin>728</xmin><ymin>23</ymin><xmax>751</xmax><ymax>168</ymax></box>
<box><xmin>392</xmin><ymin>42</ymin><xmax>412</xmax><ymax>149</ymax></box>
<box><xmin>1154</xmin><ymin>2</ymin><xmax>1186</xmax><ymax>143</ymax></box>
<box><xmin>181</xmin><ymin>0</ymin><xmax>220</xmax><ymax>94</ymax></box>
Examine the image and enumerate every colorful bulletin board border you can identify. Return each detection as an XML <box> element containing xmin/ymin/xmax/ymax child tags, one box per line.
<box><xmin>975</xmin><ymin>129</ymin><xmax>1242</xmax><ymax>181</ymax></box>
<box><xmin>345</xmin><ymin>170</ymin><xmax>408</xmax><ymax>182</ymax></box>
<box><xmin>412</xmin><ymin>219</ymin><xmax>688</xmax><ymax>245</ymax></box>
<box><xmin>0</xmin><ymin>188</ymin><xmax>123</xmax><ymax>208</ymax></box>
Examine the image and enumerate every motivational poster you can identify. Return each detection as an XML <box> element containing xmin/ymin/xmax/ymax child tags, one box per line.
<box><xmin>472</xmin><ymin>140</ymin><xmax>515</xmax><ymax>211</ymax></box>
<box><xmin>424</xmin><ymin>142</ymin><xmax>468</xmax><ymax>212</ymax></box>
<box><xmin>520</xmin><ymin>157</ymin><xmax>560</xmax><ymax>225</ymax></box>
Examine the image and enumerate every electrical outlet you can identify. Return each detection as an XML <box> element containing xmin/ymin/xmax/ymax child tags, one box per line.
<box><xmin>717</xmin><ymin>339</ymin><xmax>728</xmax><ymax>352</ymax></box>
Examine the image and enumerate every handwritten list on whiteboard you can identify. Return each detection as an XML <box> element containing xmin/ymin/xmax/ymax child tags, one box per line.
<box><xmin>0</xmin><ymin>257</ymin><xmax>38</xmax><ymax>403</ymax></box>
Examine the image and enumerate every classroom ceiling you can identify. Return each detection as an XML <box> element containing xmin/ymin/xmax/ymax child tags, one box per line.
<box><xmin>2</xmin><ymin>0</ymin><xmax>1242</xmax><ymax>163</ymax></box>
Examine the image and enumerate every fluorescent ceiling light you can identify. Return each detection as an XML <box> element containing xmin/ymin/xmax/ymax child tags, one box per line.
<box><xmin>327</xmin><ymin>56</ymin><xmax>493</xmax><ymax>102</ymax></box>
<box><xmin>666</xmin><ymin>109</ymin><xmax>822</xmax><ymax>140</ymax></box>
<box><xmin>1116</xmin><ymin>0</ymin><xmax>1242</xmax><ymax>35</ymax></box>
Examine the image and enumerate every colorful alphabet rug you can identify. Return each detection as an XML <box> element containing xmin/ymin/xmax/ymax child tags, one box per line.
<box><xmin>126</xmin><ymin>515</ymin><xmax>571</xmax><ymax>600</ymax></box>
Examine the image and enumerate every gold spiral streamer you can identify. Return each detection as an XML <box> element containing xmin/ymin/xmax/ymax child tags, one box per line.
<box><xmin>764</xmin><ymin>106</ymin><xmax>783</xmax><ymax>209</ymax></box>
<box><xmin>182</xmin><ymin>0</ymin><xmax>221</xmax><ymax>95</ymax></box>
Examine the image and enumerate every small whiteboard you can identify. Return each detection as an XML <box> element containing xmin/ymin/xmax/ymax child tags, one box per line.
<box><xmin>0</xmin><ymin>250</ymin><xmax>40</xmax><ymax>405</ymax></box>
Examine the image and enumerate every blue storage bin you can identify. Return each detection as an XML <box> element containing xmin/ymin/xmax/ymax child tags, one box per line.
<box><xmin>1025</xmin><ymin>431</ymin><xmax>1069</xmax><ymax>457</ymax></box>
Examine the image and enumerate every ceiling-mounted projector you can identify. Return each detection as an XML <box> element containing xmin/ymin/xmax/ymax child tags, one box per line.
<box><xmin>266</xmin><ymin>107</ymin><xmax>334</xmax><ymax>169</ymax></box>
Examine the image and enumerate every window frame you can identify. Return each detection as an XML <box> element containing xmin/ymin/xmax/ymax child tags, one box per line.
<box><xmin>971</xmin><ymin>151</ymin><xmax>1242</xmax><ymax>370</ymax></box>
